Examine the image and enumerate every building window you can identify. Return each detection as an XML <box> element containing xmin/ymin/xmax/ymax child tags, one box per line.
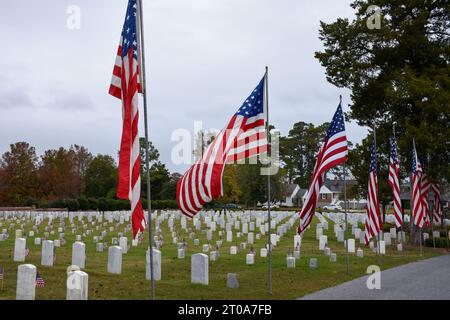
<box><xmin>321</xmin><ymin>194</ymin><xmax>327</xmax><ymax>200</ymax></box>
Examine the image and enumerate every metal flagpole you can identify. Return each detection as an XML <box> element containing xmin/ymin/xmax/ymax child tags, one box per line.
<box><xmin>446</xmin><ymin>208</ymin><xmax>450</xmax><ymax>252</ymax></box>
<box><xmin>341</xmin><ymin>96</ymin><xmax>350</xmax><ymax>275</ymax></box>
<box><xmin>430</xmin><ymin>200</ymin><xmax>436</xmax><ymax>248</ymax></box>
<box><xmin>136</xmin><ymin>0</ymin><xmax>155</xmax><ymax>300</ymax></box>
<box><xmin>265</xmin><ymin>66</ymin><xmax>272</xmax><ymax>295</ymax></box>
<box><xmin>419</xmin><ymin>227</ymin><xmax>423</xmax><ymax>256</ymax></box>
<box><xmin>344</xmin><ymin>163</ymin><xmax>350</xmax><ymax>274</ymax></box>
<box><xmin>428</xmin><ymin>154</ymin><xmax>436</xmax><ymax>249</ymax></box>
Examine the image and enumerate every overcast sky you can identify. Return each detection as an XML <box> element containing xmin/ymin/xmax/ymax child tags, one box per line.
<box><xmin>0</xmin><ymin>0</ymin><xmax>367</xmax><ymax>173</ymax></box>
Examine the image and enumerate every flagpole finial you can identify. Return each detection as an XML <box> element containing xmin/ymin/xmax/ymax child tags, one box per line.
<box><xmin>339</xmin><ymin>95</ymin><xmax>342</xmax><ymax>104</ymax></box>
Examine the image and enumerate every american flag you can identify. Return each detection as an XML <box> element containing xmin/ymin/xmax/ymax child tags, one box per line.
<box><xmin>35</xmin><ymin>272</ymin><xmax>45</xmax><ymax>288</ymax></box>
<box><xmin>297</xmin><ymin>103</ymin><xmax>348</xmax><ymax>234</ymax></box>
<box><xmin>411</xmin><ymin>141</ymin><xmax>425</xmax><ymax>227</ymax></box>
<box><xmin>420</xmin><ymin>173</ymin><xmax>431</xmax><ymax>227</ymax></box>
<box><xmin>25</xmin><ymin>247</ymin><xmax>30</xmax><ymax>257</ymax></box>
<box><xmin>177</xmin><ymin>76</ymin><xmax>268</xmax><ymax>217</ymax></box>
<box><xmin>109</xmin><ymin>0</ymin><xmax>146</xmax><ymax>238</ymax></box>
<box><xmin>364</xmin><ymin>136</ymin><xmax>382</xmax><ymax>245</ymax></box>
<box><xmin>388</xmin><ymin>131</ymin><xmax>403</xmax><ymax>228</ymax></box>
<box><xmin>431</xmin><ymin>183</ymin><xmax>442</xmax><ymax>225</ymax></box>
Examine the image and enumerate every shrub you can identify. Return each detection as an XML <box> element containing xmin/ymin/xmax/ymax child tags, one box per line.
<box><xmin>66</xmin><ymin>199</ymin><xmax>79</xmax><ymax>211</ymax></box>
<box><xmin>425</xmin><ymin>237</ymin><xmax>449</xmax><ymax>248</ymax></box>
<box><xmin>78</xmin><ymin>196</ymin><xmax>89</xmax><ymax>211</ymax></box>
<box><xmin>50</xmin><ymin>199</ymin><xmax>66</xmax><ymax>209</ymax></box>
<box><xmin>87</xmin><ymin>198</ymin><xmax>99</xmax><ymax>210</ymax></box>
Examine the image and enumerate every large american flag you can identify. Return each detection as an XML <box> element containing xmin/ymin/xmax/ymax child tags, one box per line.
<box><xmin>177</xmin><ymin>76</ymin><xmax>268</xmax><ymax>217</ymax></box>
<box><xmin>364</xmin><ymin>136</ymin><xmax>382</xmax><ymax>245</ymax></box>
<box><xmin>420</xmin><ymin>172</ymin><xmax>431</xmax><ymax>227</ymax></box>
<box><xmin>411</xmin><ymin>141</ymin><xmax>425</xmax><ymax>227</ymax></box>
<box><xmin>388</xmin><ymin>131</ymin><xmax>403</xmax><ymax>228</ymax></box>
<box><xmin>297</xmin><ymin>103</ymin><xmax>348</xmax><ymax>234</ymax></box>
<box><xmin>431</xmin><ymin>183</ymin><xmax>442</xmax><ymax>225</ymax></box>
<box><xmin>109</xmin><ymin>0</ymin><xmax>146</xmax><ymax>238</ymax></box>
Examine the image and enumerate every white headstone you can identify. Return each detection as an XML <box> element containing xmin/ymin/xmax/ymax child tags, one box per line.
<box><xmin>202</xmin><ymin>244</ymin><xmax>209</xmax><ymax>253</ymax></box>
<box><xmin>66</xmin><ymin>270</ymin><xmax>88</xmax><ymax>300</ymax></box>
<box><xmin>357</xmin><ymin>248</ymin><xmax>364</xmax><ymax>258</ymax></box>
<box><xmin>15</xmin><ymin>229</ymin><xmax>23</xmax><ymax>239</ymax></box>
<box><xmin>210</xmin><ymin>251</ymin><xmax>219</xmax><ymax>261</ymax></box>
<box><xmin>226</xmin><ymin>230</ymin><xmax>233</xmax><ymax>242</ymax></box>
<box><xmin>14</xmin><ymin>238</ymin><xmax>26</xmax><ymax>262</ymax></box>
<box><xmin>226</xmin><ymin>273</ymin><xmax>239</xmax><ymax>289</ymax></box>
<box><xmin>347</xmin><ymin>239</ymin><xmax>355</xmax><ymax>253</ymax></box>
<box><xmin>191</xmin><ymin>253</ymin><xmax>208</xmax><ymax>285</ymax></box>
<box><xmin>316</xmin><ymin>228</ymin><xmax>323</xmax><ymax>240</ymax></box>
<box><xmin>108</xmin><ymin>246</ymin><xmax>122</xmax><ymax>274</ymax></box>
<box><xmin>119</xmin><ymin>237</ymin><xmax>128</xmax><ymax>254</ymax></box>
<box><xmin>390</xmin><ymin>228</ymin><xmax>397</xmax><ymax>239</ymax></box>
<box><xmin>330</xmin><ymin>253</ymin><xmax>337</xmax><ymax>262</ymax></box>
<box><xmin>319</xmin><ymin>235</ymin><xmax>327</xmax><ymax>250</ymax></box>
<box><xmin>146</xmin><ymin>249</ymin><xmax>161</xmax><ymax>281</ymax></box>
<box><xmin>72</xmin><ymin>242</ymin><xmax>86</xmax><ymax>269</ymax></box>
<box><xmin>96</xmin><ymin>242</ymin><xmax>104</xmax><ymax>252</ymax></box>
<box><xmin>287</xmin><ymin>256</ymin><xmax>295</xmax><ymax>268</ymax></box>
<box><xmin>260</xmin><ymin>248</ymin><xmax>267</xmax><ymax>258</ymax></box>
<box><xmin>16</xmin><ymin>264</ymin><xmax>37</xmax><ymax>300</ymax></box>
<box><xmin>379</xmin><ymin>240</ymin><xmax>386</xmax><ymax>255</ymax></box>
<box><xmin>294</xmin><ymin>235</ymin><xmax>302</xmax><ymax>248</ymax></box>
<box><xmin>384</xmin><ymin>233</ymin><xmax>392</xmax><ymax>246</ymax></box>
<box><xmin>247</xmin><ymin>232</ymin><xmax>254</xmax><ymax>245</ymax></box>
<box><xmin>230</xmin><ymin>246</ymin><xmax>237</xmax><ymax>255</ymax></box>
<box><xmin>246</xmin><ymin>253</ymin><xmax>255</xmax><ymax>265</ymax></box>
<box><xmin>270</xmin><ymin>233</ymin><xmax>277</xmax><ymax>246</ymax></box>
<box><xmin>242</xmin><ymin>223</ymin><xmax>248</xmax><ymax>234</ymax></box>
<box><xmin>178</xmin><ymin>248</ymin><xmax>185</xmax><ymax>259</ymax></box>
<box><xmin>354</xmin><ymin>228</ymin><xmax>361</xmax><ymax>239</ymax></box>
<box><xmin>41</xmin><ymin>240</ymin><xmax>54</xmax><ymax>266</ymax></box>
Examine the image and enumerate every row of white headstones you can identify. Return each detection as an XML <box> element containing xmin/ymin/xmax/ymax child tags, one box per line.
<box><xmin>7</xmin><ymin>209</ymin><xmax>296</xmax><ymax>299</ymax></box>
<box><xmin>5</xmin><ymin>209</ymin><xmax>439</xmax><ymax>300</ymax></box>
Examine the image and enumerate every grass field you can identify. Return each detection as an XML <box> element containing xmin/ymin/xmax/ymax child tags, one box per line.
<box><xmin>0</xmin><ymin>211</ymin><xmax>446</xmax><ymax>300</ymax></box>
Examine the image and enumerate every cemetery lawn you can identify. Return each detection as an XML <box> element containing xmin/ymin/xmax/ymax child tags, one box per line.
<box><xmin>0</xmin><ymin>213</ymin><xmax>446</xmax><ymax>300</ymax></box>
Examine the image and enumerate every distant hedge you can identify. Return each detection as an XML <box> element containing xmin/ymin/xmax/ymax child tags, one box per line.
<box><xmin>425</xmin><ymin>237</ymin><xmax>449</xmax><ymax>248</ymax></box>
<box><xmin>41</xmin><ymin>197</ymin><xmax>178</xmax><ymax>211</ymax></box>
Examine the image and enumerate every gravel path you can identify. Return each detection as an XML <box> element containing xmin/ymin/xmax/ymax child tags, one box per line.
<box><xmin>300</xmin><ymin>254</ymin><xmax>450</xmax><ymax>300</ymax></box>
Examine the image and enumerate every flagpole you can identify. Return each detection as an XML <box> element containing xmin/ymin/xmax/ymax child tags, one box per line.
<box><xmin>341</xmin><ymin>96</ymin><xmax>350</xmax><ymax>275</ymax></box>
<box><xmin>136</xmin><ymin>0</ymin><xmax>155</xmax><ymax>300</ymax></box>
<box><xmin>265</xmin><ymin>66</ymin><xmax>272</xmax><ymax>295</ymax></box>
<box><xmin>428</xmin><ymin>154</ymin><xmax>436</xmax><ymax>249</ymax></box>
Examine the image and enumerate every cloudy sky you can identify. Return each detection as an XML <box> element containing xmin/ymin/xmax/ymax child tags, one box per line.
<box><xmin>0</xmin><ymin>0</ymin><xmax>367</xmax><ymax>173</ymax></box>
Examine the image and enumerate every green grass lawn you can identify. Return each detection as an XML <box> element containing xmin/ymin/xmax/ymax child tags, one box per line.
<box><xmin>0</xmin><ymin>212</ymin><xmax>446</xmax><ymax>300</ymax></box>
